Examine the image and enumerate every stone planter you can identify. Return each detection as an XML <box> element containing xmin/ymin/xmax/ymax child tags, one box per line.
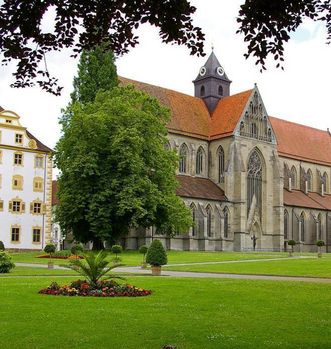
<box><xmin>48</xmin><ymin>261</ymin><xmax>54</xmax><ymax>269</ymax></box>
<box><xmin>151</xmin><ymin>266</ymin><xmax>161</xmax><ymax>276</ymax></box>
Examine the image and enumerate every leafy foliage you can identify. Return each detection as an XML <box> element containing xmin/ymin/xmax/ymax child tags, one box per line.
<box><xmin>146</xmin><ymin>239</ymin><xmax>167</xmax><ymax>267</ymax></box>
<box><xmin>139</xmin><ymin>245</ymin><xmax>148</xmax><ymax>263</ymax></box>
<box><xmin>55</xmin><ymin>85</ymin><xmax>192</xmax><ymax>245</ymax></box>
<box><xmin>69</xmin><ymin>251</ymin><xmax>122</xmax><ymax>287</ymax></box>
<box><xmin>0</xmin><ymin>241</ymin><xmax>4</xmax><ymax>251</ymax></box>
<box><xmin>316</xmin><ymin>240</ymin><xmax>325</xmax><ymax>247</ymax></box>
<box><xmin>237</xmin><ymin>0</ymin><xmax>331</xmax><ymax>71</ymax></box>
<box><xmin>0</xmin><ymin>251</ymin><xmax>15</xmax><ymax>273</ymax></box>
<box><xmin>0</xmin><ymin>0</ymin><xmax>204</xmax><ymax>94</ymax></box>
<box><xmin>111</xmin><ymin>245</ymin><xmax>123</xmax><ymax>257</ymax></box>
<box><xmin>71</xmin><ymin>244</ymin><xmax>84</xmax><ymax>256</ymax></box>
<box><xmin>44</xmin><ymin>244</ymin><xmax>56</xmax><ymax>255</ymax></box>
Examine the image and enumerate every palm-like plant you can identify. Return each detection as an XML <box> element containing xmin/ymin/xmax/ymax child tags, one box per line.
<box><xmin>69</xmin><ymin>251</ymin><xmax>122</xmax><ymax>287</ymax></box>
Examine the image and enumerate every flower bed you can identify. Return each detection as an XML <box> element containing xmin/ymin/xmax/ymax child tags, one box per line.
<box><xmin>36</xmin><ymin>254</ymin><xmax>84</xmax><ymax>260</ymax></box>
<box><xmin>39</xmin><ymin>279</ymin><xmax>152</xmax><ymax>297</ymax></box>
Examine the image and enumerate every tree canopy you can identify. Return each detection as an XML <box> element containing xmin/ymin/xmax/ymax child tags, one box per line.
<box><xmin>54</xmin><ymin>85</ymin><xmax>192</xmax><ymax>248</ymax></box>
<box><xmin>0</xmin><ymin>0</ymin><xmax>204</xmax><ymax>95</ymax></box>
<box><xmin>237</xmin><ymin>0</ymin><xmax>331</xmax><ymax>71</ymax></box>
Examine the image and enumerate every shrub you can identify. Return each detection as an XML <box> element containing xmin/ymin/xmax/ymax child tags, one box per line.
<box><xmin>0</xmin><ymin>241</ymin><xmax>4</xmax><ymax>251</ymax></box>
<box><xmin>146</xmin><ymin>240</ymin><xmax>167</xmax><ymax>267</ymax></box>
<box><xmin>139</xmin><ymin>245</ymin><xmax>148</xmax><ymax>262</ymax></box>
<box><xmin>54</xmin><ymin>250</ymin><xmax>72</xmax><ymax>258</ymax></box>
<box><xmin>44</xmin><ymin>244</ymin><xmax>56</xmax><ymax>261</ymax></box>
<box><xmin>0</xmin><ymin>251</ymin><xmax>15</xmax><ymax>273</ymax></box>
<box><xmin>111</xmin><ymin>245</ymin><xmax>123</xmax><ymax>260</ymax></box>
<box><xmin>71</xmin><ymin>244</ymin><xmax>84</xmax><ymax>256</ymax></box>
<box><xmin>316</xmin><ymin>240</ymin><xmax>325</xmax><ymax>247</ymax></box>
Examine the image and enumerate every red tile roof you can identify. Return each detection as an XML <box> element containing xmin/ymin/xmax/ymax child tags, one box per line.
<box><xmin>284</xmin><ymin>189</ymin><xmax>331</xmax><ymax>210</ymax></box>
<box><xmin>176</xmin><ymin>175</ymin><xmax>227</xmax><ymax>201</ymax></box>
<box><xmin>210</xmin><ymin>90</ymin><xmax>252</xmax><ymax>139</ymax></box>
<box><xmin>270</xmin><ymin>117</ymin><xmax>331</xmax><ymax>166</ymax></box>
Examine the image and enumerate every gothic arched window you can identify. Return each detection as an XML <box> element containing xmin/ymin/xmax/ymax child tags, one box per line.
<box><xmin>200</xmin><ymin>85</ymin><xmax>205</xmax><ymax>97</ymax></box>
<box><xmin>179</xmin><ymin>144</ymin><xmax>188</xmax><ymax>173</ymax></box>
<box><xmin>290</xmin><ymin>166</ymin><xmax>297</xmax><ymax>189</ymax></box>
<box><xmin>300</xmin><ymin>212</ymin><xmax>305</xmax><ymax>242</ymax></box>
<box><xmin>224</xmin><ymin>207</ymin><xmax>229</xmax><ymax>238</ymax></box>
<box><xmin>206</xmin><ymin>205</ymin><xmax>212</xmax><ymax>237</ymax></box>
<box><xmin>307</xmin><ymin>169</ymin><xmax>313</xmax><ymax>191</ymax></box>
<box><xmin>218</xmin><ymin>85</ymin><xmax>223</xmax><ymax>96</ymax></box>
<box><xmin>247</xmin><ymin>149</ymin><xmax>263</xmax><ymax>216</ymax></box>
<box><xmin>284</xmin><ymin>210</ymin><xmax>289</xmax><ymax>240</ymax></box>
<box><xmin>196</xmin><ymin>146</ymin><xmax>204</xmax><ymax>175</ymax></box>
<box><xmin>218</xmin><ymin>146</ymin><xmax>225</xmax><ymax>183</ymax></box>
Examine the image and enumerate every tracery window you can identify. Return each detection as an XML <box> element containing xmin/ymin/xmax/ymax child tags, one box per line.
<box><xmin>196</xmin><ymin>147</ymin><xmax>204</xmax><ymax>175</ymax></box>
<box><xmin>247</xmin><ymin>149</ymin><xmax>263</xmax><ymax>217</ymax></box>
<box><xmin>284</xmin><ymin>210</ymin><xmax>289</xmax><ymax>240</ymax></box>
<box><xmin>179</xmin><ymin>144</ymin><xmax>188</xmax><ymax>174</ymax></box>
<box><xmin>290</xmin><ymin>166</ymin><xmax>297</xmax><ymax>189</ymax></box>
<box><xmin>218</xmin><ymin>146</ymin><xmax>225</xmax><ymax>183</ymax></box>
<box><xmin>318</xmin><ymin>214</ymin><xmax>322</xmax><ymax>240</ymax></box>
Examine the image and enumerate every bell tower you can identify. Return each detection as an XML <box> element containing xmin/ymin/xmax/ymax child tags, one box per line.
<box><xmin>193</xmin><ymin>50</ymin><xmax>231</xmax><ymax>114</ymax></box>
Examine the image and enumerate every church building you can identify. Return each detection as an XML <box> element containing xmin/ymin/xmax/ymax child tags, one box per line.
<box><xmin>122</xmin><ymin>51</ymin><xmax>331</xmax><ymax>253</ymax></box>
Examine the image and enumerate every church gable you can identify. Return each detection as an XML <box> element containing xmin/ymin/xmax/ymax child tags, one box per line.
<box><xmin>233</xmin><ymin>86</ymin><xmax>276</xmax><ymax>145</ymax></box>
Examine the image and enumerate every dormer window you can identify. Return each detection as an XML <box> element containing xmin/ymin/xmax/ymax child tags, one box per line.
<box><xmin>200</xmin><ymin>85</ymin><xmax>205</xmax><ymax>97</ymax></box>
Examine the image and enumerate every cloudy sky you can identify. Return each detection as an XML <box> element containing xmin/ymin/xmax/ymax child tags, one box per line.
<box><xmin>0</xmin><ymin>0</ymin><xmax>330</xmax><ymax>153</ymax></box>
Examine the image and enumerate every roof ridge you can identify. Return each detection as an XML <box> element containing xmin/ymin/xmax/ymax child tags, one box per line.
<box><xmin>270</xmin><ymin>115</ymin><xmax>328</xmax><ymax>134</ymax></box>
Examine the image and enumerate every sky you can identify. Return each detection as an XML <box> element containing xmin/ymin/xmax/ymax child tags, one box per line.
<box><xmin>0</xmin><ymin>0</ymin><xmax>330</xmax><ymax>154</ymax></box>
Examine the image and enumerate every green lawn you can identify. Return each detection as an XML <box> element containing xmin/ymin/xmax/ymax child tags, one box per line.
<box><xmin>165</xmin><ymin>255</ymin><xmax>331</xmax><ymax>278</ymax></box>
<box><xmin>0</xmin><ymin>266</ymin><xmax>76</xmax><ymax>277</ymax></box>
<box><xmin>1</xmin><ymin>275</ymin><xmax>330</xmax><ymax>348</ymax></box>
<box><xmin>10</xmin><ymin>250</ymin><xmax>289</xmax><ymax>266</ymax></box>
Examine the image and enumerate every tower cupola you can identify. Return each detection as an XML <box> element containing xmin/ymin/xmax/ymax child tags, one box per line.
<box><xmin>193</xmin><ymin>51</ymin><xmax>231</xmax><ymax>114</ymax></box>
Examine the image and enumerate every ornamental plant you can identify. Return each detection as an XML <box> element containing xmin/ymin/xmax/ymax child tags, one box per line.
<box><xmin>287</xmin><ymin>240</ymin><xmax>296</xmax><ymax>256</ymax></box>
<box><xmin>146</xmin><ymin>240</ymin><xmax>167</xmax><ymax>267</ymax></box>
<box><xmin>69</xmin><ymin>251</ymin><xmax>122</xmax><ymax>287</ymax></box>
<box><xmin>316</xmin><ymin>240</ymin><xmax>325</xmax><ymax>258</ymax></box>
<box><xmin>44</xmin><ymin>244</ymin><xmax>56</xmax><ymax>261</ymax></box>
<box><xmin>71</xmin><ymin>244</ymin><xmax>84</xmax><ymax>258</ymax></box>
<box><xmin>0</xmin><ymin>251</ymin><xmax>15</xmax><ymax>273</ymax></box>
<box><xmin>111</xmin><ymin>245</ymin><xmax>123</xmax><ymax>262</ymax></box>
<box><xmin>0</xmin><ymin>241</ymin><xmax>4</xmax><ymax>251</ymax></box>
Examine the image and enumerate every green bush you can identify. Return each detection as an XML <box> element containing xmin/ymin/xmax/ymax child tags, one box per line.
<box><xmin>71</xmin><ymin>244</ymin><xmax>84</xmax><ymax>256</ymax></box>
<box><xmin>316</xmin><ymin>240</ymin><xmax>325</xmax><ymax>247</ymax></box>
<box><xmin>139</xmin><ymin>245</ymin><xmax>148</xmax><ymax>263</ymax></box>
<box><xmin>0</xmin><ymin>241</ymin><xmax>4</xmax><ymax>251</ymax></box>
<box><xmin>0</xmin><ymin>251</ymin><xmax>15</xmax><ymax>273</ymax></box>
<box><xmin>54</xmin><ymin>250</ymin><xmax>72</xmax><ymax>257</ymax></box>
<box><xmin>146</xmin><ymin>240</ymin><xmax>167</xmax><ymax>267</ymax></box>
<box><xmin>44</xmin><ymin>244</ymin><xmax>56</xmax><ymax>258</ymax></box>
<box><xmin>111</xmin><ymin>245</ymin><xmax>123</xmax><ymax>260</ymax></box>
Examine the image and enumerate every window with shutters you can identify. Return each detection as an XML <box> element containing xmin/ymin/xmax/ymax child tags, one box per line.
<box><xmin>11</xmin><ymin>226</ymin><xmax>20</xmax><ymax>242</ymax></box>
<box><xmin>30</xmin><ymin>200</ymin><xmax>44</xmax><ymax>215</ymax></box>
<box><xmin>12</xmin><ymin>175</ymin><xmax>23</xmax><ymax>190</ymax></box>
<box><xmin>32</xmin><ymin>227</ymin><xmax>41</xmax><ymax>243</ymax></box>
<box><xmin>9</xmin><ymin>198</ymin><xmax>25</xmax><ymax>214</ymax></box>
<box><xmin>33</xmin><ymin>177</ymin><xmax>44</xmax><ymax>192</ymax></box>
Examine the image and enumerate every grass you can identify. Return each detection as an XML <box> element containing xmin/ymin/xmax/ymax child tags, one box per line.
<box><xmin>1</xmin><ymin>275</ymin><xmax>331</xmax><ymax>348</ymax></box>
<box><xmin>0</xmin><ymin>267</ymin><xmax>76</xmax><ymax>277</ymax></box>
<box><xmin>10</xmin><ymin>250</ymin><xmax>289</xmax><ymax>266</ymax></box>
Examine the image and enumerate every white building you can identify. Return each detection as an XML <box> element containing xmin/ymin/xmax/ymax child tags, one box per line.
<box><xmin>0</xmin><ymin>108</ymin><xmax>52</xmax><ymax>250</ymax></box>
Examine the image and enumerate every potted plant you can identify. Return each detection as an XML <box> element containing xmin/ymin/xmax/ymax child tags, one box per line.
<box><xmin>71</xmin><ymin>243</ymin><xmax>84</xmax><ymax>259</ymax></box>
<box><xmin>146</xmin><ymin>239</ymin><xmax>167</xmax><ymax>276</ymax></box>
<box><xmin>287</xmin><ymin>240</ymin><xmax>296</xmax><ymax>257</ymax></box>
<box><xmin>316</xmin><ymin>240</ymin><xmax>325</xmax><ymax>258</ymax></box>
<box><xmin>139</xmin><ymin>245</ymin><xmax>148</xmax><ymax>269</ymax></box>
<box><xmin>111</xmin><ymin>244</ymin><xmax>123</xmax><ymax>264</ymax></box>
<box><xmin>44</xmin><ymin>243</ymin><xmax>56</xmax><ymax>269</ymax></box>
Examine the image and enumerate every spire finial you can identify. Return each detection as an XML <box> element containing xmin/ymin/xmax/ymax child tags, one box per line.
<box><xmin>211</xmin><ymin>43</ymin><xmax>214</xmax><ymax>51</ymax></box>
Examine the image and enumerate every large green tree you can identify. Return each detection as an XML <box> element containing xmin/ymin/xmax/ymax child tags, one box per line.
<box><xmin>71</xmin><ymin>45</ymin><xmax>118</xmax><ymax>104</ymax></box>
<box><xmin>55</xmin><ymin>86</ymin><xmax>192</xmax><ymax>248</ymax></box>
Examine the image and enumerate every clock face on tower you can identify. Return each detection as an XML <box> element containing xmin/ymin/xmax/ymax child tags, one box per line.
<box><xmin>199</xmin><ymin>66</ymin><xmax>206</xmax><ymax>76</ymax></box>
<box><xmin>217</xmin><ymin>66</ymin><xmax>225</xmax><ymax>76</ymax></box>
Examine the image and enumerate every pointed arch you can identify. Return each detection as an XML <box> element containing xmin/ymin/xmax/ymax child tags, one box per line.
<box><xmin>283</xmin><ymin>163</ymin><xmax>290</xmax><ymax>189</ymax></box>
<box><xmin>323</xmin><ymin>172</ymin><xmax>329</xmax><ymax>193</ymax></box>
<box><xmin>247</xmin><ymin>148</ymin><xmax>264</xmax><ymax>217</ymax></box>
<box><xmin>307</xmin><ymin>169</ymin><xmax>313</xmax><ymax>191</ymax></box>
<box><xmin>217</xmin><ymin>145</ymin><xmax>225</xmax><ymax>183</ymax></box>
<box><xmin>299</xmin><ymin>212</ymin><xmax>305</xmax><ymax>242</ymax></box>
<box><xmin>206</xmin><ymin>205</ymin><xmax>213</xmax><ymax>237</ymax></box>
<box><xmin>190</xmin><ymin>203</ymin><xmax>197</xmax><ymax>237</ymax></box>
<box><xmin>290</xmin><ymin>166</ymin><xmax>297</xmax><ymax>189</ymax></box>
<box><xmin>284</xmin><ymin>209</ymin><xmax>289</xmax><ymax>240</ymax></box>
<box><xmin>223</xmin><ymin>206</ymin><xmax>230</xmax><ymax>238</ymax></box>
<box><xmin>179</xmin><ymin>143</ymin><xmax>188</xmax><ymax>174</ymax></box>
<box><xmin>196</xmin><ymin>146</ymin><xmax>205</xmax><ymax>175</ymax></box>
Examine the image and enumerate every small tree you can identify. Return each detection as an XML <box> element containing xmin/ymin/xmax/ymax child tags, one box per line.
<box><xmin>139</xmin><ymin>245</ymin><xmax>148</xmax><ymax>269</ymax></box>
<box><xmin>0</xmin><ymin>241</ymin><xmax>4</xmax><ymax>251</ymax></box>
<box><xmin>71</xmin><ymin>244</ymin><xmax>84</xmax><ymax>258</ymax></box>
<box><xmin>111</xmin><ymin>245</ymin><xmax>123</xmax><ymax>263</ymax></box>
<box><xmin>288</xmin><ymin>240</ymin><xmax>296</xmax><ymax>257</ymax></box>
<box><xmin>0</xmin><ymin>251</ymin><xmax>15</xmax><ymax>273</ymax></box>
<box><xmin>146</xmin><ymin>240</ymin><xmax>167</xmax><ymax>275</ymax></box>
<box><xmin>316</xmin><ymin>240</ymin><xmax>325</xmax><ymax>258</ymax></box>
<box><xmin>44</xmin><ymin>244</ymin><xmax>56</xmax><ymax>268</ymax></box>
<box><xmin>69</xmin><ymin>251</ymin><xmax>122</xmax><ymax>287</ymax></box>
